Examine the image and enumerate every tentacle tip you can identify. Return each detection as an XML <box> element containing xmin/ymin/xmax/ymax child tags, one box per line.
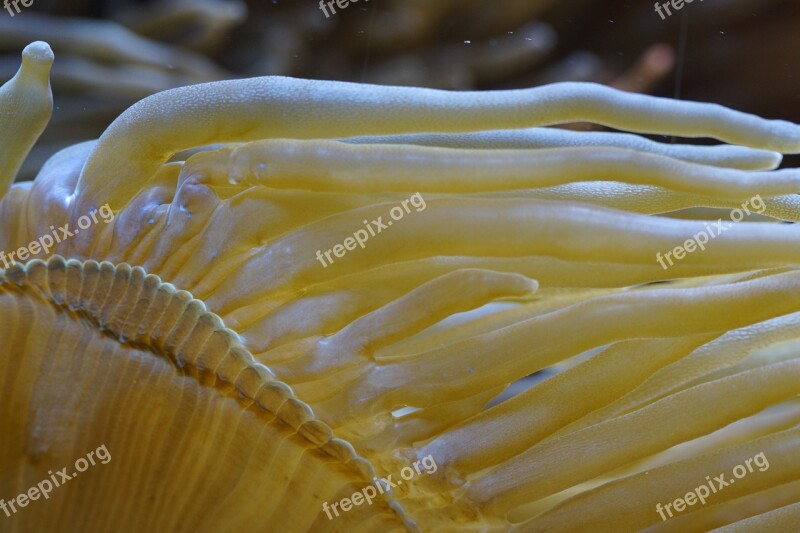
<box><xmin>21</xmin><ymin>41</ymin><xmax>54</xmax><ymax>70</ymax></box>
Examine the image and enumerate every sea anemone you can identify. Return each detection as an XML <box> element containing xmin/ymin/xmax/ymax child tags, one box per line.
<box><xmin>8</xmin><ymin>0</ymin><xmax>800</xmax><ymax>182</ymax></box>
<box><xmin>1</xmin><ymin>41</ymin><xmax>799</xmax><ymax>531</ymax></box>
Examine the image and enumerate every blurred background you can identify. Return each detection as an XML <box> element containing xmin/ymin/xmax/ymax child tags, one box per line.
<box><xmin>2</xmin><ymin>0</ymin><xmax>799</xmax><ymax>180</ymax></box>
